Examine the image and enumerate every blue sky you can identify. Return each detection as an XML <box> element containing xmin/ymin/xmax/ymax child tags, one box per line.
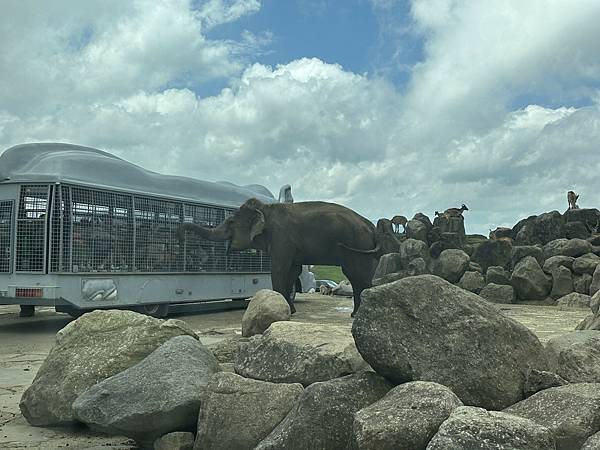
<box><xmin>1</xmin><ymin>0</ymin><xmax>599</xmax><ymax>234</ymax></box>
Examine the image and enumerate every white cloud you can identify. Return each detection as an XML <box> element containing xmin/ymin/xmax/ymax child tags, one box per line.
<box><xmin>1</xmin><ymin>0</ymin><xmax>599</xmax><ymax>235</ymax></box>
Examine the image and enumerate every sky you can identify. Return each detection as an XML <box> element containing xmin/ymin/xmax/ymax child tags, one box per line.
<box><xmin>1</xmin><ymin>0</ymin><xmax>599</xmax><ymax>234</ymax></box>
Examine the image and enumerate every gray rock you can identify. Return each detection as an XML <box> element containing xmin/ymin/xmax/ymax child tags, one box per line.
<box><xmin>241</xmin><ymin>289</ymin><xmax>290</xmax><ymax>338</ymax></box>
<box><xmin>194</xmin><ymin>372</ymin><xmax>303</xmax><ymax>450</ymax></box>
<box><xmin>373</xmin><ymin>253</ymin><xmax>403</xmax><ymax>279</ymax></box>
<box><xmin>564</xmin><ymin>208</ymin><xmax>600</xmax><ymax>232</ymax></box>
<box><xmin>523</xmin><ymin>369</ymin><xmax>568</xmax><ymax>398</ymax></box>
<box><xmin>333</xmin><ymin>280</ymin><xmax>354</xmax><ymax>296</ymax></box>
<box><xmin>511</xmin><ymin>256</ymin><xmax>552</xmax><ymax>301</ymax></box>
<box><xmin>352</xmin><ymin>275</ymin><xmax>548</xmax><ymax>410</ymax></box>
<box><xmin>543</xmin><ymin>255</ymin><xmax>575</xmax><ymax>274</ymax></box>
<box><xmin>19</xmin><ymin>310</ymin><xmax>197</xmax><ymax>426</ymax></box>
<box><xmin>72</xmin><ymin>336</ymin><xmax>220</xmax><ymax>445</ymax></box>
<box><xmin>542</xmin><ymin>238</ymin><xmax>593</xmax><ymax>260</ymax></box>
<box><xmin>458</xmin><ymin>271</ymin><xmax>485</xmax><ymax>293</ymax></box>
<box><xmin>155</xmin><ymin>432</ymin><xmax>194</xmax><ymax>450</ymax></box>
<box><xmin>351</xmin><ymin>381</ymin><xmax>463</xmax><ymax>450</ymax></box>
<box><xmin>573</xmin><ymin>253</ymin><xmax>600</xmax><ymax>275</ymax></box>
<box><xmin>399</xmin><ymin>238</ymin><xmax>429</xmax><ymax>268</ymax></box>
<box><xmin>486</xmin><ymin>265</ymin><xmax>511</xmax><ymax>285</ymax></box>
<box><xmin>478</xmin><ymin>283</ymin><xmax>515</xmax><ymax>304</ymax></box>
<box><xmin>513</xmin><ymin>211</ymin><xmax>564</xmax><ymax>246</ymax></box>
<box><xmin>468</xmin><ymin>261</ymin><xmax>483</xmax><ymax>273</ymax></box>
<box><xmin>576</xmin><ymin>314</ymin><xmax>600</xmax><ymax>331</ymax></box>
<box><xmin>545</xmin><ymin>331</ymin><xmax>600</xmax><ymax>383</ymax></box>
<box><xmin>574</xmin><ymin>273</ymin><xmax>593</xmax><ymax>295</ymax></box>
<box><xmin>431</xmin><ymin>249</ymin><xmax>470</xmax><ymax>283</ymax></box>
<box><xmin>413</xmin><ymin>212</ymin><xmax>433</xmax><ymax>229</ymax></box>
<box><xmin>550</xmin><ymin>266</ymin><xmax>574</xmax><ymax>299</ymax></box>
<box><xmin>470</xmin><ymin>240</ymin><xmax>512</xmax><ymax>273</ymax></box>
<box><xmin>564</xmin><ymin>221</ymin><xmax>590</xmax><ymax>240</ymax></box>
<box><xmin>556</xmin><ymin>292</ymin><xmax>590</xmax><ymax>310</ymax></box>
<box><xmin>504</xmin><ymin>383</ymin><xmax>600</xmax><ymax>450</ymax></box>
<box><xmin>235</xmin><ymin>321</ymin><xmax>369</xmax><ymax>386</ymax></box>
<box><xmin>372</xmin><ymin>270</ymin><xmax>409</xmax><ymax>287</ymax></box>
<box><xmin>512</xmin><ymin>245</ymin><xmax>544</xmax><ymax>269</ymax></box>
<box><xmin>427</xmin><ymin>406</ymin><xmax>555</xmax><ymax>450</ymax></box>
<box><xmin>592</xmin><ymin>290</ymin><xmax>600</xmax><ymax>315</ymax></box>
<box><xmin>255</xmin><ymin>372</ymin><xmax>392</xmax><ymax>450</ymax></box>
<box><xmin>405</xmin><ymin>219</ymin><xmax>428</xmax><ymax>243</ymax></box>
<box><xmin>591</xmin><ymin>265</ymin><xmax>600</xmax><ymax>296</ymax></box>
<box><xmin>407</xmin><ymin>257</ymin><xmax>429</xmax><ymax>276</ymax></box>
<box><xmin>582</xmin><ymin>431</ymin><xmax>600</xmax><ymax>450</ymax></box>
<box><xmin>206</xmin><ymin>336</ymin><xmax>247</xmax><ymax>365</ymax></box>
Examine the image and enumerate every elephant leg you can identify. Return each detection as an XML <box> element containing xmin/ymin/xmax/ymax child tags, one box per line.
<box><xmin>286</xmin><ymin>264</ymin><xmax>302</xmax><ymax>313</ymax></box>
<box><xmin>270</xmin><ymin>258</ymin><xmax>297</xmax><ymax>314</ymax></box>
<box><xmin>342</xmin><ymin>257</ymin><xmax>376</xmax><ymax>318</ymax></box>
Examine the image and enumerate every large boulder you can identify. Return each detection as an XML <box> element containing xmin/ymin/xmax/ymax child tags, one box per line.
<box><xmin>352</xmin><ymin>275</ymin><xmax>548</xmax><ymax>410</ymax></box>
<box><xmin>582</xmin><ymin>431</ymin><xmax>600</xmax><ymax>450</ymax></box>
<box><xmin>457</xmin><ymin>271</ymin><xmax>485</xmax><ymax>293</ymax></box>
<box><xmin>235</xmin><ymin>321</ymin><xmax>369</xmax><ymax>386</ymax></box>
<box><xmin>255</xmin><ymin>372</ymin><xmax>392</xmax><ymax>450</ymax></box>
<box><xmin>427</xmin><ymin>406</ymin><xmax>555</xmax><ymax>450</ymax></box>
<box><xmin>523</xmin><ymin>369</ymin><xmax>569</xmax><ymax>398</ymax></box>
<box><xmin>373</xmin><ymin>253</ymin><xmax>403</xmax><ymax>279</ymax></box>
<box><xmin>573</xmin><ymin>253</ymin><xmax>600</xmax><ymax>275</ymax></box>
<box><xmin>574</xmin><ymin>273</ymin><xmax>593</xmax><ymax>294</ymax></box>
<box><xmin>478</xmin><ymin>283</ymin><xmax>515</xmax><ymax>304</ymax></box>
<box><xmin>564</xmin><ymin>221</ymin><xmax>590</xmax><ymax>239</ymax></box>
<box><xmin>513</xmin><ymin>211</ymin><xmax>565</xmax><ymax>246</ymax></box>
<box><xmin>154</xmin><ymin>432</ymin><xmax>195</xmax><ymax>450</ymax></box>
<box><xmin>194</xmin><ymin>373</ymin><xmax>303</xmax><ymax>450</ymax></box>
<box><xmin>542</xmin><ymin>238</ymin><xmax>593</xmax><ymax>260</ymax></box>
<box><xmin>350</xmin><ymin>381</ymin><xmax>463</xmax><ymax>450</ymax></box>
<box><xmin>430</xmin><ymin>249</ymin><xmax>470</xmax><ymax>283</ymax></box>
<box><xmin>19</xmin><ymin>310</ymin><xmax>197</xmax><ymax>426</ymax></box>
<box><xmin>550</xmin><ymin>265</ymin><xmax>574</xmax><ymax>299</ymax></box>
<box><xmin>333</xmin><ymin>280</ymin><xmax>354</xmax><ymax>296</ymax></box>
<box><xmin>405</xmin><ymin>219</ymin><xmax>428</xmax><ymax>243</ymax></box>
<box><xmin>543</xmin><ymin>255</ymin><xmax>575</xmax><ymax>274</ymax></box>
<box><xmin>545</xmin><ymin>331</ymin><xmax>600</xmax><ymax>383</ymax></box>
<box><xmin>470</xmin><ymin>240</ymin><xmax>512</xmax><ymax>272</ymax></box>
<box><xmin>592</xmin><ymin>290</ymin><xmax>600</xmax><ymax>314</ymax></box>
<box><xmin>510</xmin><ymin>256</ymin><xmax>552</xmax><ymax>301</ymax></box>
<box><xmin>505</xmin><ymin>383</ymin><xmax>600</xmax><ymax>450</ymax></box>
<box><xmin>485</xmin><ymin>265</ymin><xmax>511</xmax><ymax>285</ymax></box>
<box><xmin>399</xmin><ymin>238</ymin><xmax>429</xmax><ymax>268</ymax></box>
<box><xmin>564</xmin><ymin>208</ymin><xmax>600</xmax><ymax>231</ymax></box>
<box><xmin>241</xmin><ymin>289</ymin><xmax>290</xmax><ymax>337</ymax></box>
<box><xmin>72</xmin><ymin>336</ymin><xmax>220</xmax><ymax>446</ymax></box>
<box><xmin>556</xmin><ymin>292</ymin><xmax>590</xmax><ymax>310</ymax></box>
<box><xmin>511</xmin><ymin>245</ymin><xmax>544</xmax><ymax>269</ymax></box>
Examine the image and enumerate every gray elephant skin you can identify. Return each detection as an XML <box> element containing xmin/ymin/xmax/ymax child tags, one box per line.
<box><xmin>179</xmin><ymin>198</ymin><xmax>387</xmax><ymax>316</ymax></box>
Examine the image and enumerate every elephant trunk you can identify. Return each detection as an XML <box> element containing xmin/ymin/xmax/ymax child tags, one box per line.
<box><xmin>178</xmin><ymin>222</ymin><xmax>230</xmax><ymax>242</ymax></box>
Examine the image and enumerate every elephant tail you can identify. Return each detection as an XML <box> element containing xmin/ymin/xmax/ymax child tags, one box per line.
<box><xmin>338</xmin><ymin>242</ymin><xmax>381</xmax><ymax>254</ymax></box>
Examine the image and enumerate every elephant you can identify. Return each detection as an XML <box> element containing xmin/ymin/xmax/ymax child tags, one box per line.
<box><xmin>178</xmin><ymin>198</ymin><xmax>388</xmax><ymax>316</ymax></box>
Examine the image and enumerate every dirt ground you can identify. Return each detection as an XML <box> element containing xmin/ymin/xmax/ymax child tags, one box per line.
<box><xmin>0</xmin><ymin>294</ymin><xmax>590</xmax><ymax>449</ymax></box>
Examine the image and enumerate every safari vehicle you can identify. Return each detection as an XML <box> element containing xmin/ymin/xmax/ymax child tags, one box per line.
<box><xmin>0</xmin><ymin>143</ymin><xmax>275</xmax><ymax>318</ymax></box>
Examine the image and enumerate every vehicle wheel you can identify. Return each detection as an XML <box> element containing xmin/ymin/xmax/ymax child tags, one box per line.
<box><xmin>56</xmin><ymin>305</ymin><xmax>89</xmax><ymax>319</ymax></box>
<box><xmin>134</xmin><ymin>303</ymin><xmax>170</xmax><ymax>318</ymax></box>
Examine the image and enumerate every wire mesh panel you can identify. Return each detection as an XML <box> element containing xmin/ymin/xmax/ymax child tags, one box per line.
<box><xmin>67</xmin><ymin>187</ymin><xmax>134</xmax><ymax>273</ymax></box>
<box><xmin>134</xmin><ymin>197</ymin><xmax>183</xmax><ymax>272</ymax></box>
<box><xmin>0</xmin><ymin>201</ymin><xmax>12</xmax><ymax>273</ymax></box>
<box><xmin>15</xmin><ymin>185</ymin><xmax>49</xmax><ymax>272</ymax></box>
<box><xmin>182</xmin><ymin>204</ymin><xmax>227</xmax><ymax>272</ymax></box>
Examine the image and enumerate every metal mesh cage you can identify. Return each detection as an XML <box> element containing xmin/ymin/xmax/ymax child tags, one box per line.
<box><xmin>0</xmin><ymin>201</ymin><xmax>12</xmax><ymax>273</ymax></box>
<box><xmin>19</xmin><ymin>183</ymin><xmax>270</xmax><ymax>274</ymax></box>
<box><xmin>15</xmin><ymin>185</ymin><xmax>49</xmax><ymax>272</ymax></box>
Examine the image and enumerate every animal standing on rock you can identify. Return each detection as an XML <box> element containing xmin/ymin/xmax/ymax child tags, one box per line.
<box><xmin>443</xmin><ymin>204</ymin><xmax>469</xmax><ymax>217</ymax></box>
<box><xmin>178</xmin><ymin>198</ymin><xmax>388</xmax><ymax>316</ymax></box>
<box><xmin>567</xmin><ymin>190</ymin><xmax>579</xmax><ymax>210</ymax></box>
<box><xmin>391</xmin><ymin>215</ymin><xmax>408</xmax><ymax>233</ymax></box>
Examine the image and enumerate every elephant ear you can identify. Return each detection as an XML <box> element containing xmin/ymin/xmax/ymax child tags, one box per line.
<box><xmin>250</xmin><ymin>209</ymin><xmax>265</xmax><ymax>242</ymax></box>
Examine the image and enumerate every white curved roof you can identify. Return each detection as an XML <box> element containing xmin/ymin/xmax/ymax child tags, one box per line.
<box><xmin>0</xmin><ymin>143</ymin><xmax>275</xmax><ymax>207</ymax></box>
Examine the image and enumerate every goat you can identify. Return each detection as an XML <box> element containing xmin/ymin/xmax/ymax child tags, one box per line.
<box><xmin>567</xmin><ymin>191</ymin><xmax>579</xmax><ymax>210</ymax></box>
<box><xmin>443</xmin><ymin>204</ymin><xmax>469</xmax><ymax>217</ymax></box>
<box><xmin>391</xmin><ymin>215</ymin><xmax>408</xmax><ymax>233</ymax></box>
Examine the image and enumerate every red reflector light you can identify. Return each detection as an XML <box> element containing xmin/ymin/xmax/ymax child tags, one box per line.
<box><xmin>16</xmin><ymin>288</ymin><xmax>43</xmax><ymax>298</ymax></box>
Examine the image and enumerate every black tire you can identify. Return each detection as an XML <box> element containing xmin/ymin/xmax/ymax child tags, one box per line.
<box><xmin>134</xmin><ymin>303</ymin><xmax>170</xmax><ymax>318</ymax></box>
<box><xmin>55</xmin><ymin>305</ymin><xmax>89</xmax><ymax>319</ymax></box>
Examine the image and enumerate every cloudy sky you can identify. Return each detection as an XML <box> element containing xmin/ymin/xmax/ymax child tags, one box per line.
<box><xmin>1</xmin><ymin>0</ymin><xmax>599</xmax><ymax>234</ymax></box>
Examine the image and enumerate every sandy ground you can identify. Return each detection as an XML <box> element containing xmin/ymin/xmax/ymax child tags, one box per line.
<box><xmin>0</xmin><ymin>294</ymin><xmax>590</xmax><ymax>449</ymax></box>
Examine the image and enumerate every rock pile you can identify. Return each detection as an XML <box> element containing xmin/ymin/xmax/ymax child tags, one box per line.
<box><xmin>375</xmin><ymin>207</ymin><xmax>600</xmax><ymax>305</ymax></box>
<box><xmin>20</xmin><ymin>279</ymin><xmax>600</xmax><ymax>449</ymax></box>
